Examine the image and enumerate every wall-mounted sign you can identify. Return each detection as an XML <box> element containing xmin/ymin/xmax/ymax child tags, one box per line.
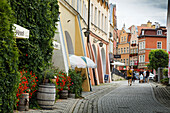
<box><xmin>53</xmin><ymin>41</ymin><xmax>60</xmax><ymax>50</ymax></box>
<box><xmin>114</xmin><ymin>55</ymin><xmax>121</xmax><ymax>58</ymax></box>
<box><xmin>13</xmin><ymin>24</ymin><xmax>29</xmax><ymax>39</ymax></box>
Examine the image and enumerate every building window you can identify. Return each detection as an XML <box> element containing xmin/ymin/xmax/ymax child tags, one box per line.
<box><xmin>132</xmin><ymin>41</ymin><xmax>134</xmax><ymax>44</ymax></box>
<box><xmin>157</xmin><ymin>30</ymin><xmax>162</xmax><ymax>35</ymax></box>
<box><xmin>124</xmin><ymin>36</ymin><xmax>126</xmax><ymax>41</ymax></box>
<box><xmin>134</xmin><ymin>40</ymin><xmax>136</xmax><ymax>44</ymax></box>
<box><xmin>126</xmin><ymin>59</ymin><xmax>128</xmax><ymax>65</ymax></box>
<box><xmin>80</xmin><ymin>0</ymin><xmax>82</xmax><ymax>14</ymax></box>
<box><xmin>142</xmin><ymin>41</ymin><xmax>145</xmax><ymax>49</ymax></box>
<box><xmin>102</xmin><ymin>14</ymin><xmax>104</xmax><ymax>31</ymax></box>
<box><xmin>98</xmin><ymin>10</ymin><xmax>100</xmax><ymax>28</ymax></box>
<box><xmin>124</xmin><ymin>59</ymin><xmax>125</xmax><ymax>63</ymax></box>
<box><xmin>131</xmin><ymin>49</ymin><xmax>133</xmax><ymax>54</ymax></box>
<box><xmin>130</xmin><ymin>60</ymin><xmax>132</xmax><ymax>65</ymax></box>
<box><xmin>139</xmin><ymin>55</ymin><xmax>142</xmax><ymax>63</ymax></box>
<box><xmin>134</xmin><ymin>49</ymin><xmax>136</xmax><ymax>53</ymax></box>
<box><xmin>118</xmin><ymin>48</ymin><xmax>120</xmax><ymax>54</ymax></box>
<box><xmin>121</xmin><ymin>37</ymin><xmax>123</xmax><ymax>42</ymax></box>
<box><xmin>91</xmin><ymin>4</ymin><xmax>93</xmax><ymax>23</ymax></box>
<box><xmin>95</xmin><ymin>7</ymin><xmax>97</xmax><ymax>25</ymax></box>
<box><xmin>124</xmin><ymin>47</ymin><xmax>126</xmax><ymax>53</ymax></box>
<box><xmin>157</xmin><ymin>42</ymin><xmax>162</xmax><ymax>49</ymax></box>
<box><xmin>143</xmin><ymin>55</ymin><xmax>145</xmax><ymax>62</ymax></box>
<box><xmin>139</xmin><ymin>42</ymin><xmax>142</xmax><ymax>50</ymax></box>
<box><xmin>127</xmin><ymin>47</ymin><xmax>129</xmax><ymax>53</ymax></box>
<box><xmin>121</xmin><ymin>48</ymin><xmax>123</xmax><ymax>54</ymax></box>
<box><xmin>121</xmin><ymin>59</ymin><xmax>122</xmax><ymax>62</ymax></box>
<box><xmin>105</xmin><ymin>16</ymin><xmax>107</xmax><ymax>32</ymax></box>
<box><xmin>142</xmin><ymin>30</ymin><xmax>144</xmax><ymax>35</ymax></box>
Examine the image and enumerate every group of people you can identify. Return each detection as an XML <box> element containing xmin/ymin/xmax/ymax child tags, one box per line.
<box><xmin>126</xmin><ymin>67</ymin><xmax>150</xmax><ymax>86</ymax></box>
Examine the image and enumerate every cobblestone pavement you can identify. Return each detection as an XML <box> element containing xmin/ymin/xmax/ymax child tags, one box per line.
<box><xmin>14</xmin><ymin>80</ymin><xmax>170</xmax><ymax>113</ymax></box>
<box><xmin>98</xmin><ymin>81</ymin><xmax>170</xmax><ymax>113</ymax></box>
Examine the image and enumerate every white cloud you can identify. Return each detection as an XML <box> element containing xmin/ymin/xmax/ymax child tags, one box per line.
<box><xmin>110</xmin><ymin>0</ymin><xmax>168</xmax><ymax>29</ymax></box>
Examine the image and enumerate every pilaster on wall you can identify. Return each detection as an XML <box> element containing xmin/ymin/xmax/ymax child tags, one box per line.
<box><xmin>97</xmin><ymin>45</ymin><xmax>104</xmax><ymax>83</ymax></box>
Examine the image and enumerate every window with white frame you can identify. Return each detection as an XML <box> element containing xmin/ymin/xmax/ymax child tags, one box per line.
<box><xmin>134</xmin><ymin>40</ymin><xmax>136</xmax><ymax>44</ymax></box>
<box><xmin>139</xmin><ymin>55</ymin><xmax>142</xmax><ymax>63</ymax></box>
<box><xmin>95</xmin><ymin>7</ymin><xmax>97</xmax><ymax>25</ymax></box>
<box><xmin>124</xmin><ymin>47</ymin><xmax>126</xmax><ymax>53</ymax></box>
<box><xmin>132</xmin><ymin>41</ymin><xmax>134</xmax><ymax>44</ymax></box>
<box><xmin>91</xmin><ymin>4</ymin><xmax>93</xmax><ymax>23</ymax></box>
<box><xmin>102</xmin><ymin>14</ymin><xmax>104</xmax><ymax>31</ymax></box>
<box><xmin>142</xmin><ymin>41</ymin><xmax>145</xmax><ymax>49</ymax></box>
<box><xmin>139</xmin><ymin>42</ymin><xmax>142</xmax><ymax>50</ymax></box>
<box><xmin>121</xmin><ymin>48</ymin><xmax>123</xmax><ymax>54</ymax></box>
<box><xmin>157</xmin><ymin>42</ymin><xmax>162</xmax><ymax>49</ymax></box>
<box><xmin>126</xmin><ymin>59</ymin><xmax>128</xmax><ymax>65</ymax></box>
<box><xmin>98</xmin><ymin>10</ymin><xmax>100</xmax><ymax>28</ymax></box>
<box><xmin>105</xmin><ymin>16</ymin><xmax>107</xmax><ymax>32</ymax></box>
<box><xmin>142</xmin><ymin>55</ymin><xmax>145</xmax><ymax>62</ymax></box>
<box><xmin>157</xmin><ymin>30</ymin><xmax>162</xmax><ymax>35</ymax></box>
<box><xmin>124</xmin><ymin>36</ymin><xmax>126</xmax><ymax>41</ymax></box>
<box><xmin>80</xmin><ymin>0</ymin><xmax>82</xmax><ymax>14</ymax></box>
<box><xmin>142</xmin><ymin>30</ymin><xmax>144</xmax><ymax>35</ymax></box>
<box><xmin>127</xmin><ymin>47</ymin><xmax>129</xmax><ymax>53</ymax></box>
<box><xmin>131</xmin><ymin>49</ymin><xmax>133</xmax><ymax>53</ymax></box>
<box><xmin>121</xmin><ymin>37</ymin><xmax>123</xmax><ymax>42</ymax></box>
<box><xmin>134</xmin><ymin>49</ymin><xmax>135</xmax><ymax>53</ymax></box>
<box><xmin>118</xmin><ymin>48</ymin><xmax>120</xmax><ymax>54</ymax></box>
<box><xmin>130</xmin><ymin>60</ymin><xmax>132</xmax><ymax>65</ymax></box>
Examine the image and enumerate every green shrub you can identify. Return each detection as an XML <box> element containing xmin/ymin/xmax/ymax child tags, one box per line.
<box><xmin>69</xmin><ymin>69</ymin><xmax>84</xmax><ymax>98</ymax></box>
<box><xmin>0</xmin><ymin>0</ymin><xmax>19</xmax><ymax>112</ymax></box>
<box><xmin>161</xmin><ymin>78</ymin><xmax>169</xmax><ymax>85</ymax></box>
<box><xmin>163</xmin><ymin>68</ymin><xmax>168</xmax><ymax>77</ymax></box>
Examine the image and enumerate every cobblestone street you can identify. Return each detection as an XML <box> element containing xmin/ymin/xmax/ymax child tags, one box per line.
<box><xmin>15</xmin><ymin>80</ymin><xmax>170</xmax><ymax>113</ymax></box>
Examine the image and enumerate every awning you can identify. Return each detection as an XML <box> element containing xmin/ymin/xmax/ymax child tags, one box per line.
<box><xmin>111</xmin><ymin>61</ymin><xmax>125</xmax><ymax>66</ymax></box>
<box><xmin>69</xmin><ymin>54</ymin><xmax>86</xmax><ymax>69</ymax></box>
<box><xmin>81</xmin><ymin>56</ymin><xmax>97</xmax><ymax>68</ymax></box>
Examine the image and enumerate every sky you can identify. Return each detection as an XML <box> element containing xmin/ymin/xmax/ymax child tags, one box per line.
<box><xmin>109</xmin><ymin>0</ymin><xmax>168</xmax><ymax>30</ymax></box>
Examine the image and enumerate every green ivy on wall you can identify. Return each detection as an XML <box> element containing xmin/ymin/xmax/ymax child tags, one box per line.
<box><xmin>9</xmin><ymin>0</ymin><xmax>59</xmax><ymax>109</ymax></box>
<box><xmin>0</xmin><ymin>0</ymin><xmax>19</xmax><ymax>112</ymax></box>
<box><xmin>9</xmin><ymin>0</ymin><xmax>59</xmax><ymax>74</ymax></box>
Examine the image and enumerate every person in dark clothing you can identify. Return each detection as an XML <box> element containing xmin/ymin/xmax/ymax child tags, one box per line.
<box><xmin>145</xmin><ymin>69</ymin><xmax>150</xmax><ymax>83</ymax></box>
<box><xmin>132</xmin><ymin>71</ymin><xmax>136</xmax><ymax>83</ymax></box>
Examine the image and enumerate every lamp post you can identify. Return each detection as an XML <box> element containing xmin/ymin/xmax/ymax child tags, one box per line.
<box><xmin>84</xmin><ymin>0</ymin><xmax>92</xmax><ymax>91</ymax></box>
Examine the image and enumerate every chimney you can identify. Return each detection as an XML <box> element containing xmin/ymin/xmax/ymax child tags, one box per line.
<box><xmin>147</xmin><ymin>20</ymin><xmax>152</xmax><ymax>27</ymax></box>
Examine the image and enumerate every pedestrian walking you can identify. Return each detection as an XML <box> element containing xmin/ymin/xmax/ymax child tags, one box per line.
<box><xmin>139</xmin><ymin>69</ymin><xmax>143</xmax><ymax>83</ymax></box>
<box><xmin>127</xmin><ymin>67</ymin><xmax>133</xmax><ymax>86</ymax></box>
<box><xmin>132</xmin><ymin>71</ymin><xmax>136</xmax><ymax>83</ymax></box>
<box><xmin>143</xmin><ymin>69</ymin><xmax>146</xmax><ymax>83</ymax></box>
<box><xmin>145</xmin><ymin>69</ymin><xmax>150</xmax><ymax>83</ymax></box>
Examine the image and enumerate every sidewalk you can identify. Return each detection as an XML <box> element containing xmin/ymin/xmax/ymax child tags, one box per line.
<box><xmin>14</xmin><ymin>81</ymin><xmax>121</xmax><ymax>113</ymax></box>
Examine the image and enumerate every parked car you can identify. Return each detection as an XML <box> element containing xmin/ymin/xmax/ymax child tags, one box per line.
<box><xmin>149</xmin><ymin>73</ymin><xmax>155</xmax><ymax>80</ymax></box>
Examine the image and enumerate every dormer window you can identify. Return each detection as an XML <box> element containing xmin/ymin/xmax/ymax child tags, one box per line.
<box><xmin>157</xmin><ymin>30</ymin><xmax>162</xmax><ymax>35</ymax></box>
<box><xmin>142</xmin><ymin>30</ymin><xmax>144</xmax><ymax>35</ymax></box>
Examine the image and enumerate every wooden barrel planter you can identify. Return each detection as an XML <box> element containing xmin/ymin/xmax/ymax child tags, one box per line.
<box><xmin>59</xmin><ymin>90</ymin><xmax>68</xmax><ymax>99</ymax></box>
<box><xmin>18</xmin><ymin>93</ymin><xmax>29</xmax><ymax>111</ymax></box>
<box><xmin>37</xmin><ymin>84</ymin><xmax>56</xmax><ymax>109</ymax></box>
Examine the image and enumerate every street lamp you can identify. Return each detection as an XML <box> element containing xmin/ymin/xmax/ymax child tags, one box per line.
<box><xmin>84</xmin><ymin>30</ymin><xmax>90</xmax><ymax>37</ymax></box>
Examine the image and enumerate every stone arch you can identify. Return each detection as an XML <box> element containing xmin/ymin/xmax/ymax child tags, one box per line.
<box><xmin>101</xmin><ymin>48</ymin><xmax>106</xmax><ymax>75</ymax></box>
<box><xmin>65</xmin><ymin>31</ymin><xmax>74</xmax><ymax>54</ymax></box>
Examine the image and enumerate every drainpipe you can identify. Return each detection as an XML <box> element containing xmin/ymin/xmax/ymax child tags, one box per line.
<box><xmin>167</xmin><ymin>0</ymin><xmax>170</xmax><ymax>84</ymax></box>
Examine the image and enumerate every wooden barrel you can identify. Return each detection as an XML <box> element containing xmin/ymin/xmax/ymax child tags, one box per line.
<box><xmin>59</xmin><ymin>90</ymin><xmax>68</xmax><ymax>99</ymax></box>
<box><xmin>18</xmin><ymin>93</ymin><xmax>29</xmax><ymax>111</ymax></box>
<box><xmin>37</xmin><ymin>84</ymin><xmax>56</xmax><ymax>109</ymax></box>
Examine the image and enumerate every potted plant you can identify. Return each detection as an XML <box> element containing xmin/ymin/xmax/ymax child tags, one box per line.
<box><xmin>16</xmin><ymin>70</ymin><xmax>38</xmax><ymax>111</ymax></box>
<box><xmin>37</xmin><ymin>68</ymin><xmax>56</xmax><ymax>109</ymax></box>
<box><xmin>55</xmin><ymin>71</ymin><xmax>71</xmax><ymax>99</ymax></box>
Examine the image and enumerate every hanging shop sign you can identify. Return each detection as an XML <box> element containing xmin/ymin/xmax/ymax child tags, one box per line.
<box><xmin>13</xmin><ymin>24</ymin><xmax>29</xmax><ymax>39</ymax></box>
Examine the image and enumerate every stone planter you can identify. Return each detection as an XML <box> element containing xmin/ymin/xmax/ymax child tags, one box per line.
<box><xmin>59</xmin><ymin>90</ymin><xmax>68</xmax><ymax>99</ymax></box>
